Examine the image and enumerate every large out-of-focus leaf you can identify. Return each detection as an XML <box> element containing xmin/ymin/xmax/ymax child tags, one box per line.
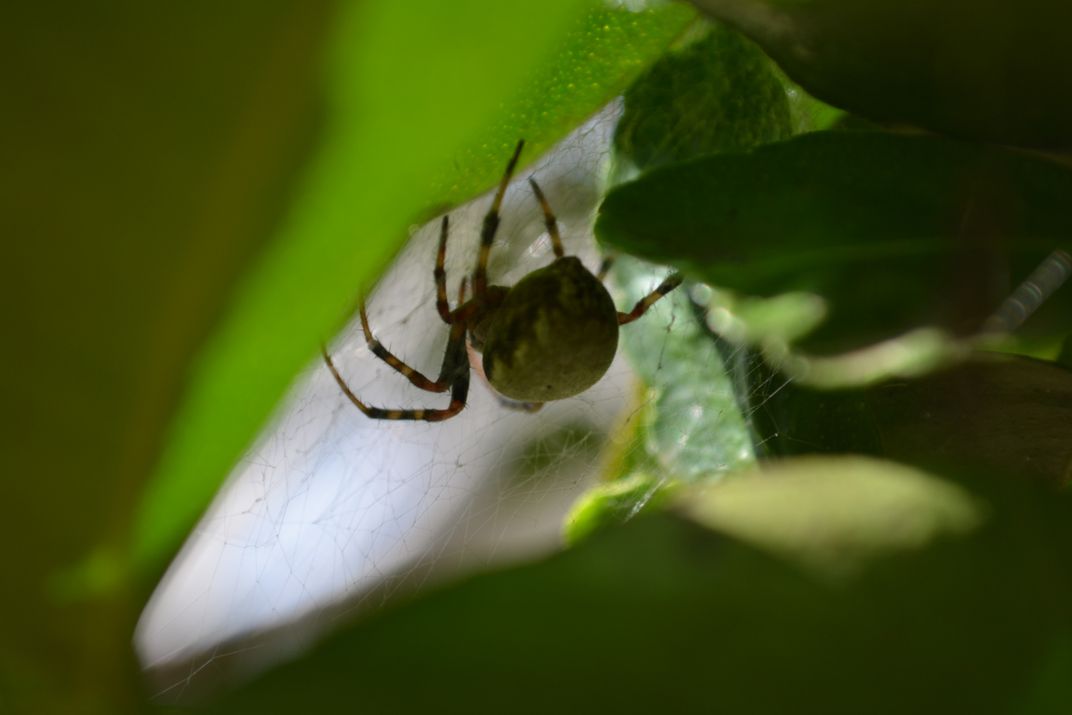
<box><xmin>680</xmin><ymin>456</ymin><xmax>986</xmax><ymax>579</ymax></box>
<box><xmin>3</xmin><ymin>1</ymin><xmax>697</xmax><ymax>711</ymax></box>
<box><xmin>3</xmin><ymin>3</ymin><xmax>333</xmax><ymax>710</ymax></box>
<box><xmin>688</xmin><ymin>0</ymin><xmax>1072</xmax><ymax>150</ymax></box>
<box><xmin>134</xmin><ymin>0</ymin><xmax>696</xmax><ymax>576</ymax></box>
<box><xmin>597</xmin><ymin>131</ymin><xmax>1072</xmax><ymax>351</ymax></box>
<box><xmin>1060</xmin><ymin>335</ymin><xmax>1072</xmax><ymax>369</ymax></box>
<box><xmin>750</xmin><ymin>353</ymin><xmax>1072</xmax><ymax>486</ymax></box>
<box><xmin>205</xmin><ymin>463</ymin><xmax>1071</xmax><ymax>714</ymax></box>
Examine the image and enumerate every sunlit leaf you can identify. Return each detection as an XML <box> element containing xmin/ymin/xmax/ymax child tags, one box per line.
<box><xmin>563</xmin><ymin>471</ymin><xmax>668</xmax><ymax>544</ymax></box>
<box><xmin>680</xmin><ymin>456</ymin><xmax>986</xmax><ymax>579</ymax></box>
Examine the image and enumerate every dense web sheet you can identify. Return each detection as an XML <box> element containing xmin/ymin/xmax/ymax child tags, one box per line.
<box><xmin>135</xmin><ymin>107</ymin><xmax>691</xmax><ymax>696</ymax></box>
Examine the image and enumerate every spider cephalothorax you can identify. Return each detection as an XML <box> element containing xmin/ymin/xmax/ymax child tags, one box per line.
<box><xmin>323</xmin><ymin>140</ymin><xmax>682</xmax><ymax>422</ymax></box>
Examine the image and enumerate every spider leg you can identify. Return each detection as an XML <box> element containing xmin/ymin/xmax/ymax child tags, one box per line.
<box><xmin>527</xmin><ymin>177</ymin><xmax>565</xmax><ymax>259</ymax></box>
<box><xmin>434</xmin><ymin>215</ymin><xmax>453</xmax><ymax>324</ymax></box>
<box><xmin>358</xmin><ymin>304</ymin><xmax>450</xmax><ymax>393</ymax></box>
<box><xmin>617</xmin><ymin>272</ymin><xmax>684</xmax><ymax>325</ymax></box>
<box><xmin>473</xmin><ymin>139</ymin><xmax>525</xmax><ymax>300</ymax></box>
<box><xmin>324</xmin><ymin>321</ymin><xmax>470</xmax><ymax>422</ymax></box>
<box><xmin>597</xmin><ymin>255</ymin><xmax>614</xmax><ymax>281</ymax></box>
<box><xmin>498</xmin><ymin>398</ymin><xmax>544</xmax><ymax>413</ymax></box>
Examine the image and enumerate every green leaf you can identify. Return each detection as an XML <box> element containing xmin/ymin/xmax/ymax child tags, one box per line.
<box><xmin>597</xmin><ymin>131</ymin><xmax>1072</xmax><ymax>351</ymax></box>
<box><xmin>203</xmin><ymin>468</ymin><xmax>1072</xmax><ymax>714</ymax></box>
<box><xmin>3</xmin><ymin>1</ymin><xmax>696</xmax><ymax>710</ymax></box>
<box><xmin>3</xmin><ymin>2</ymin><xmax>333</xmax><ymax>709</ymax></box>
<box><xmin>614</xmin><ymin>22</ymin><xmax>792</xmax><ymax>170</ymax></box>
<box><xmin>679</xmin><ymin>456</ymin><xmax>986</xmax><ymax>579</ymax></box>
<box><xmin>689</xmin><ymin>0</ymin><xmax>1072</xmax><ymax>150</ymax></box>
<box><xmin>563</xmin><ymin>471</ymin><xmax>669</xmax><ymax>544</ymax></box>
<box><xmin>1060</xmin><ymin>335</ymin><xmax>1072</xmax><ymax>370</ymax></box>
<box><xmin>133</xmin><ymin>0</ymin><xmax>696</xmax><ymax>574</ymax></box>
<box><xmin>697</xmin><ymin>288</ymin><xmax>971</xmax><ymax>389</ymax></box>
<box><xmin>751</xmin><ymin>353</ymin><xmax>1072</xmax><ymax>486</ymax></box>
<box><xmin>1020</xmin><ymin>636</ymin><xmax>1072</xmax><ymax>715</ymax></box>
<box><xmin>614</xmin><ymin>258</ymin><xmax>755</xmax><ymax>480</ymax></box>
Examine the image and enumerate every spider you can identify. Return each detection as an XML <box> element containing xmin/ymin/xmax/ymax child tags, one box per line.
<box><xmin>323</xmin><ymin>140</ymin><xmax>683</xmax><ymax>422</ymax></box>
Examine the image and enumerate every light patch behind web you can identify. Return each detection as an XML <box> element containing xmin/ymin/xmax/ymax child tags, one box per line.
<box><xmin>135</xmin><ymin>104</ymin><xmax>687</xmax><ymax>694</ymax></box>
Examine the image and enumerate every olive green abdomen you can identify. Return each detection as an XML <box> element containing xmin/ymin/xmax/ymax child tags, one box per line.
<box><xmin>482</xmin><ymin>257</ymin><xmax>619</xmax><ymax>402</ymax></box>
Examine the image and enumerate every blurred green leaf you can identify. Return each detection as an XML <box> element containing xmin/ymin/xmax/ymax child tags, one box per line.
<box><xmin>3</xmin><ymin>1</ymin><xmax>696</xmax><ymax>710</ymax></box>
<box><xmin>614</xmin><ymin>22</ymin><xmax>792</xmax><ymax>171</ymax></box>
<box><xmin>701</xmin><ymin>287</ymin><xmax>828</xmax><ymax>346</ymax></box>
<box><xmin>1020</xmin><ymin>637</ymin><xmax>1072</xmax><ymax>715</ymax></box>
<box><xmin>133</xmin><ymin>0</ymin><xmax>696</xmax><ymax>575</ymax></box>
<box><xmin>781</xmin><ymin>78</ymin><xmax>845</xmax><ymax>134</ymax></box>
<box><xmin>751</xmin><ymin>353</ymin><xmax>1072</xmax><ymax>486</ymax></box>
<box><xmin>1060</xmin><ymin>335</ymin><xmax>1072</xmax><ymax>369</ymax></box>
<box><xmin>3</xmin><ymin>2</ymin><xmax>333</xmax><ymax>710</ymax></box>
<box><xmin>698</xmin><ymin>288</ymin><xmax>970</xmax><ymax>389</ymax></box>
<box><xmin>563</xmin><ymin>471</ymin><xmax>668</xmax><ymax>545</ymax></box>
<box><xmin>205</xmin><ymin>466</ymin><xmax>1072</xmax><ymax>714</ymax></box>
<box><xmin>680</xmin><ymin>455</ymin><xmax>986</xmax><ymax>579</ymax></box>
<box><xmin>597</xmin><ymin>131</ymin><xmax>1072</xmax><ymax>351</ymax></box>
<box><xmin>689</xmin><ymin>0</ymin><xmax>1072</xmax><ymax>150</ymax></box>
<box><xmin>442</xmin><ymin>2</ymin><xmax>699</xmax><ymax>206</ymax></box>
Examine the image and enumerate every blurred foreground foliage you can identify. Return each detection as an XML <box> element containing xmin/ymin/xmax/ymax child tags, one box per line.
<box><xmin>4</xmin><ymin>0</ymin><xmax>1071</xmax><ymax>713</ymax></box>
<box><xmin>209</xmin><ymin>460</ymin><xmax>1071</xmax><ymax>715</ymax></box>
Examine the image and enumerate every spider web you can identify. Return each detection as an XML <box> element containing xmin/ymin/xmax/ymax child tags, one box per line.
<box><xmin>134</xmin><ymin>103</ymin><xmax>779</xmax><ymax>701</ymax></box>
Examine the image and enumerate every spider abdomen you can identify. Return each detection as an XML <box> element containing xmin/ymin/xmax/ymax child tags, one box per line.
<box><xmin>482</xmin><ymin>256</ymin><xmax>619</xmax><ymax>402</ymax></box>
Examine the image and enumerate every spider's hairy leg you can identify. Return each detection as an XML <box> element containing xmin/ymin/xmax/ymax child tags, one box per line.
<box><xmin>500</xmin><ymin>398</ymin><xmax>544</xmax><ymax>413</ymax></box>
<box><xmin>435</xmin><ymin>215</ymin><xmax>453</xmax><ymax>324</ymax></box>
<box><xmin>359</xmin><ymin>305</ymin><xmax>449</xmax><ymax>392</ymax></box>
<box><xmin>527</xmin><ymin>177</ymin><xmax>565</xmax><ymax>259</ymax></box>
<box><xmin>618</xmin><ymin>272</ymin><xmax>684</xmax><ymax>325</ymax></box>
<box><xmin>597</xmin><ymin>255</ymin><xmax>614</xmax><ymax>281</ymax></box>
<box><xmin>473</xmin><ymin>139</ymin><xmax>525</xmax><ymax>300</ymax></box>
<box><xmin>323</xmin><ymin>321</ymin><xmax>470</xmax><ymax>422</ymax></box>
